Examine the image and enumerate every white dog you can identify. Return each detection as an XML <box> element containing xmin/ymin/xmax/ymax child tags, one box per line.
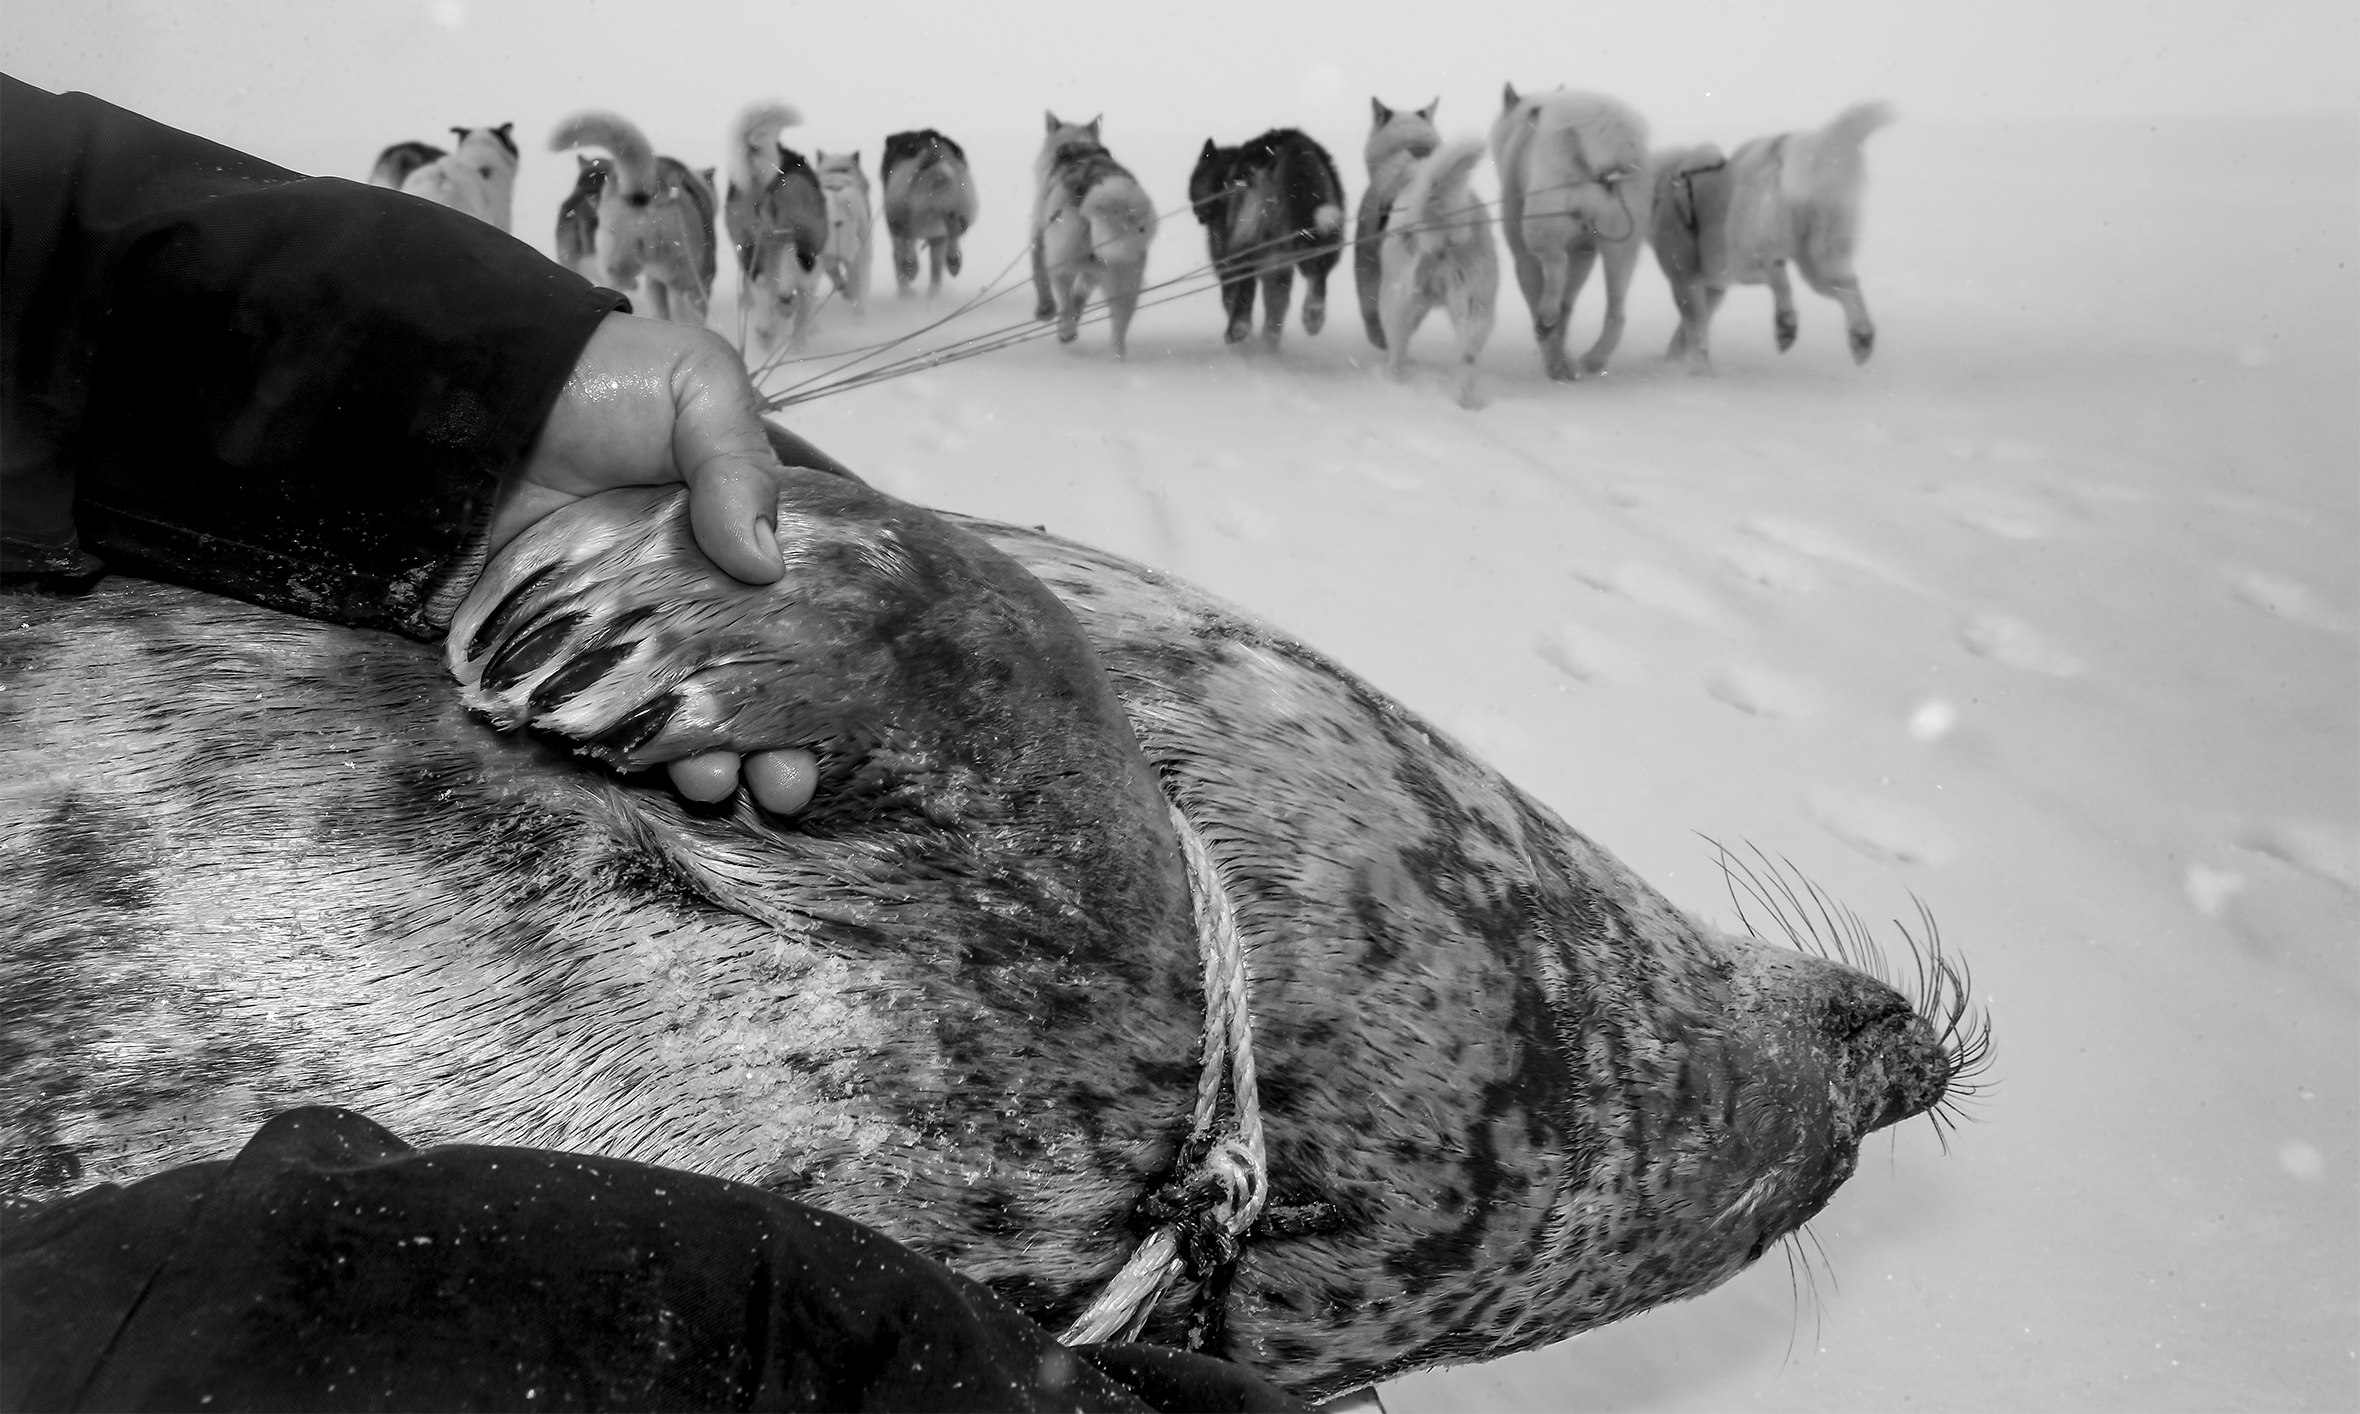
<box><xmin>1355</xmin><ymin>97</ymin><xmax>1441</xmax><ymax>349</ymax></box>
<box><xmin>380</xmin><ymin>125</ymin><xmax>518</xmax><ymax>232</ymax></box>
<box><xmin>1490</xmin><ymin>86</ymin><xmax>1651</xmax><ymax>380</ymax></box>
<box><xmin>723</xmin><ymin>104</ymin><xmax>828</xmax><ymax>351</ymax></box>
<box><xmin>1032</xmin><ymin>114</ymin><xmax>1157</xmax><ymax>358</ymax></box>
<box><xmin>552</xmin><ymin>112</ymin><xmax>718</xmax><ymax>327</ymax></box>
<box><xmin>1377</xmin><ymin>138</ymin><xmax>1498</xmax><ymax>408</ymax></box>
<box><xmin>814</xmin><ymin>150</ymin><xmax>872</xmax><ymax>313</ymax></box>
<box><xmin>1648</xmin><ymin>102</ymin><xmax>1893</xmax><ymax>369</ymax></box>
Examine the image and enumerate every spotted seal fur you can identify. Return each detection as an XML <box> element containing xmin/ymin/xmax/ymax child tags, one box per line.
<box><xmin>0</xmin><ymin>466</ymin><xmax>1982</xmax><ymax>1399</ymax></box>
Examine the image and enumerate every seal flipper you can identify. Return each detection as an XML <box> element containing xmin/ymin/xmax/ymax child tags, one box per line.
<box><xmin>446</xmin><ymin>472</ymin><xmax>1184</xmax><ymax>914</ymax></box>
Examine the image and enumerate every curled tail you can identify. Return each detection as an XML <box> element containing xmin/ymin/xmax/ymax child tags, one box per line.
<box><xmin>1276</xmin><ymin>136</ymin><xmax>1347</xmax><ymax>244</ymax></box>
<box><xmin>1787</xmin><ymin>100</ymin><xmax>1893</xmax><ymax>205</ymax></box>
<box><xmin>1815</xmin><ymin>101</ymin><xmax>1895</xmax><ymax>156</ymax></box>
<box><xmin>1407</xmin><ymin>139</ymin><xmax>1487</xmax><ymax>255</ymax></box>
<box><xmin>729</xmin><ymin>102</ymin><xmax>802</xmax><ymax>192</ymax></box>
<box><xmin>551</xmin><ymin>111</ymin><xmax>658</xmax><ymax>199</ymax></box>
<box><xmin>1083</xmin><ymin>183</ymin><xmax>1157</xmax><ymax>270</ymax></box>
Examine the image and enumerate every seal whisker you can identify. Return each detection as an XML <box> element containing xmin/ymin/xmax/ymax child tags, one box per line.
<box><xmin>1709</xmin><ymin>838</ymin><xmax>1994</xmax><ymax>1151</ymax></box>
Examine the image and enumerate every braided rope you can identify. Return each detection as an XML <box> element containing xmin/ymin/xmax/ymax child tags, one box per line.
<box><xmin>1060</xmin><ymin>801</ymin><xmax>1267</xmax><ymax>1346</ymax></box>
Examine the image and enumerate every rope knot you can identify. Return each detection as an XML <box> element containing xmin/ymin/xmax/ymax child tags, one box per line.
<box><xmin>1059</xmin><ymin>803</ymin><xmax>1270</xmax><ymax>1349</ymax></box>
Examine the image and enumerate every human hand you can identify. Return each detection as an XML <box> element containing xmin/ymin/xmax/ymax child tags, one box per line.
<box><xmin>482</xmin><ymin>312</ymin><xmax>817</xmax><ymax>814</ymax></box>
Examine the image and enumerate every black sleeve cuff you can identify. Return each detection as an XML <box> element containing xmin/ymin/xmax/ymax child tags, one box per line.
<box><xmin>74</xmin><ymin>182</ymin><xmax>628</xmax><ymax>636</ymax></box>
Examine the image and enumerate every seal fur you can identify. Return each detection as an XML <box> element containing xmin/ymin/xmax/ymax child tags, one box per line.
<box><xmin>0</xmin><ymin>470</ymin><xmax>1976</xmax><ymax>1399</ymax></box>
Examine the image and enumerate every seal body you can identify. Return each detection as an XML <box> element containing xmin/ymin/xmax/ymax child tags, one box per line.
<box><xmin>0</xmin><ymin>471</ymin><xmax>1967</xmax><ymax>1399</ymax></box>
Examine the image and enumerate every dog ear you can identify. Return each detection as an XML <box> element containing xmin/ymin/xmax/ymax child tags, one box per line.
<box><xmin>451</xmin><ymin>126</ymin><xmax>470</xmax><ymax>141</ymax></box>
<box><xmin>1045</xmin><ymin>111</ymin><xmax>1061</xmax><ymax>133</ymax></box>
<box><xmin>1422</xmin><ymin>97</ymin><xmax>1440</xmax><ymax>121</ymax></box>
<box><xmin>1371</xmin><ymin>97</ymin><xmax>1391</xmax><ymax>127</ymax></box>
<box><xmin>1201</xmin><ymin>138</ymin><xmax>1218</xmax><ymax>159</ymax></box>
<box><xmin>1501</xmin><ymin>83</ymin><xmax>1519</xmax><ymax>110</ymax></box>
<box><xmin>1086</xmin><ymin>116</ymin><xmax>1102</xmax><ymax>139</ymax></box>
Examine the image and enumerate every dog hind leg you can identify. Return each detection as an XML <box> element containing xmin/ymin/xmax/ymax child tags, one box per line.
<box><xmin>1053</xmin><ymin>262</ymin><xmax>1086</xmax><ymax>345</ymax></box>
<box><xmin>1220</xmin><ymin>263</ymin><xmax>1256</xmax><ymax>345</ymax></box>
<box><xmin>945</xmin><ymin>216</ymin><xmax>966</xmax><ymax>277</ymax></box>
<box><xmin>1260</xmin><ymin>266</ymin><xmax>1294</xmax><ymax>348</ymax></box>
<box><xmin>1578</xmin><ymin>234</ymin><xmax>1641</xmax><ymax>377</ymax></box>
<box><xmin>1531</xmin><ymin>246</ymin><xmax>1583</xmax><ymax>381</ymax></box>
<box><xmin>1451</xmin><ymin>273</ymin><xmax>1494</xmax><ymax>409</ymax></box>
<box><xmin>1354</xmin><ymin>194</ymin><xmax>1389</xmax><ymax>349</ymax></box>
<box><xmin>1032</xmin><ymin>234</ymin><xmax>1056</xmax><ymax>319</ymax></box>
<box><xmin>1104</xmin><ymin>259</ymin><xmax>1145</xmax><ymax>360</ymax></box>
<box><xmin>1379</xmin><ymin>277</ymin><xmax>1428</xmax><ymax>383</ymax></box>
<box><xmin>1766</xmin><ymin>261</ymin><xmax>1799</xmax><ymax>351</ymax></box>
<box><xmin>895</xmin><ymin>232</ymin><xmax>920</xmax><ymax>296</ymax></box>
<box><xmin>1794</xmin><ymin>231</ymin><xmax>1873</xmax><ymax>362</ymax></box>
<box><xmin>926</xmin><ymin>236</ymin><xmax>945</xmax><ymax>295</ymax></box>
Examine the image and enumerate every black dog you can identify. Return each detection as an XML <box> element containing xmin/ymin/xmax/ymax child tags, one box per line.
<box><xmin>554</xmin><ymin>154</ymin><xmax>610</xmax><ymax>281</ymax></box>
<box><xmin>881</xmin><ymin>128</ymin><xmax>977</xmax><ymax>296</ymax></box>
<box><xmin>1187</xmin><ymin>129</ymin><xmax>1346</xmax><ymax>346</ymax></box>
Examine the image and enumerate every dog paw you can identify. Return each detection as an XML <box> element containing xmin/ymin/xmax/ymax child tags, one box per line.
<box><xmin>1850</xmin><ymin>325</ymin><xmax>1875</xmax><ymax>364</ymax></box>
<box><xmin>1775</xmin><ymin>311</ymin><xmax>1799</xmax><ymax>352</ymax></box>
<box><xmin>446</xmin><ymin>475</ymin><xmax>1160</xmax><ymax>834</ymax></box>
<box><xmin>1036</xmin><ymin>300</ymin><xmax>1058</xmax><ymax>322</ymax></box>
<box><xmin>1302</xmin><ymin>306</ymin><xmax>1325</xmax><ymax>336</ymax></box>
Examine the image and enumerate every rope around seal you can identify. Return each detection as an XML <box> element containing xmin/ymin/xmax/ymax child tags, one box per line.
<box><xmin>1059</xmin><ymin>800</ymin><xmax>1268</xmax><ymax>1348</ymax></box>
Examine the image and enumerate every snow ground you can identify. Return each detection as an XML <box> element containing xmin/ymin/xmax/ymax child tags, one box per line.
<box><xmin>742</xmin><ymin>113</ymin><xmax>2358</xmax><ymax>1411</ymax></box>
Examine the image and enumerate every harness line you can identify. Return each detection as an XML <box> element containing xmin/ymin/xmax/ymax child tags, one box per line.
<box><xmin>1059</xmin><ymin>799</ymin><xmax>1268</xmax><ymax>1347</ymax></box>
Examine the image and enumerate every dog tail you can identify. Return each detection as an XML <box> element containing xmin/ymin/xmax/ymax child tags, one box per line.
<box><xmin>1274</xmin><ymin>133</ymin><xmax>1347</xmax><ymax>245</ymax></box>
<box><xmin>1081</xmin><ymin>179</ymin><xmax>1158</xmax><ymax>271</ymax></box>
<box><xmin>1406</xmin><ymin>139</ymin><xmax>1487</xmax><ymax>254</ymax></box>
<box><xmin>730</xmin><ymin>102</ymin><xmax>803</xmax><ymax>192</ymax></box>
<box><xmin>1786</xmin><ymin>101</ymin><xmax>1892</xmax><ymax>208</ymax></box>
<box><xmin>1551</xmin><ymin>95</ymin><xmax>1650</xmax><ymax>188</ymax></box>
<box><xmin>551</xmin><ymin>111</ymin><xmax>658</xmax><ymax>200</ymax></box>
<box><xmin>1816</xmin><ymin>101</ymin><xmax>1895</xmax><ymax>156</ymax></box>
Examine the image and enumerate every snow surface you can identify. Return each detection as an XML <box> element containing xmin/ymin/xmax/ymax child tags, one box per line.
<box><xmin>743</xmin><ymin>113</ymin><xmax>2358</xmax><ymax>1412</ymax></box>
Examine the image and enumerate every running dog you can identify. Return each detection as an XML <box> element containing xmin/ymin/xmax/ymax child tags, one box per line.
<box><xmin>551</xmin><ymin>112</ymin><xmax>717</xmax><ymax>327</ymax></box>
<box><xmin>725</xmin><ymin>104</ymin><xmax>828</xmax><ymax>350</ymax></box>
<box><xmin>1355</xmin><ymin>98</ymin><xmax>1440</xmax><ymax>349</ymax></box>
<box><xmin>1491</xmin><ymin>86</ymin><xmax>1651</xmax><ymax>380</ymax></box>
<box><xmin>880</xmin><ymin>129</ymin><xmax>977</xmax><ymax>297</ymax></box>
<box><xmin>714</xmin><ymin>106</ymin><xmax>825</xmax><ymax>351</ymax></box>
<box><xmin>1188</xmin><ymin>129</ymin><xmax>1345</xmax><ymax>347</ymax></box>
<box><xmin>815</xmin><ymin>150</ymin><xmax>873</xmax><ymax>313</ymax></box>
<box><xmin>1377</xmin><ymin>138</ymin><xmax>1498</xmax><ymax>408</ymax></box>
<box><xmin>1649</xmin><ymin>102</ymin><xmax>1893</xmax><ymax>369</ymax></box>
<box><xmin>553</xmin><ymin>155</ymin><xmax>610</xmax><ymax>283</ymax></box>
<box><xmin>367</xmin><ymin>140</ymin><xmax>444</xmax><ymax>190</ymax></box>
<box><xmin>372</xmin><ymin>126</ymin><xmax>518</xmax><ymax>232</ymax></box>
<box><xmin>1032</xmin><ymin>114</ymin><xmax>1157</xmax><ymax>357</ymax></box>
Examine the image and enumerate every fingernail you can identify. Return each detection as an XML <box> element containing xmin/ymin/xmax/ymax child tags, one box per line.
<box><xmin>755</xmin><ymin>515</ymin><xmax>780</xmax><ymax>567</ymax></box>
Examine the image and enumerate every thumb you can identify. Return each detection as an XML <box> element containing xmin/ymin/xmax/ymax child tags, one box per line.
<box><xmin>670</xmin><ymin>339</ymin><xmax>786</xmax><ymax>585</ymax></box>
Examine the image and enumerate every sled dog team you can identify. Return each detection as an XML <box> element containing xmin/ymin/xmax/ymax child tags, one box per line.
<box><xmin>371</xmin><ymin>87</ymin><xmax>1890</xmax><ymax>393</ymax></box>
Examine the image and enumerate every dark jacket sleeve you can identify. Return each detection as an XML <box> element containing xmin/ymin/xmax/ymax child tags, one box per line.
<box><xmin>0</xmin><ymin>1107</ymin><xmax>1309</xmax><ymax>1413</ymax></box>
<box><xmin>1</xmin><ymin>73</ymin><xmax>628</xmax><ymax>637</ymax></box>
